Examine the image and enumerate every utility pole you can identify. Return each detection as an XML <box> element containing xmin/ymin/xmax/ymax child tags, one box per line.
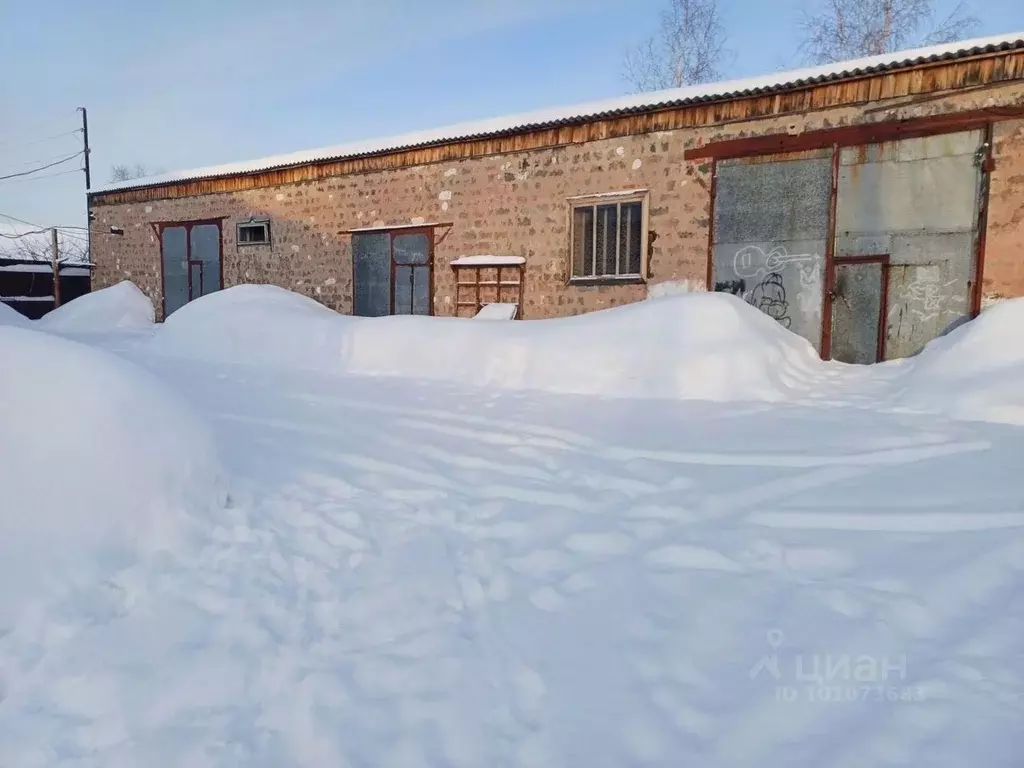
<box><xmin>51</xmin><ymin>228</ymin><xmax>61</xmax><ymax>308</ymax></box>
<box><xmin>79</xmin><ymin>106</ymin><xmax>92</xmax><ymax>268</ymax></box>
<box><xmin>79</xmin><ymin>107</ymin><xmax>91</xmax><ymax>190</ymax></box>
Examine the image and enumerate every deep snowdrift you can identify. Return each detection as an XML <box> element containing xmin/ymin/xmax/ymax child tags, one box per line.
<box><xmin>154</xmin><ymin>283</ymin><xmax>345</xmax><ymax>371</ymax></box>
<box><xmin>152</xmin><ymin>285</ymin><xmax>823</xmax><ymax>402</ymax></box>
<box><xmin>0</xmin><ymin>326</ymin><xmax>224</xmax><ymax>621</ymax></box>
<box><xmin>0</xmin><ymin>301</ymin><xmax>28</xmax><ymax>326</ymax></box>
<box><xmin>897</xmin><ymin>298</ymin><xmax>1024</xmax><ymax>425</ymax></box>
<box><xmin>2</xmin><ymin>284</ymin><xmax>1024</xmax><ymax>766</ymax></box>
<box><xmin>37</xmin><ymin>280</ymin><xmax>155</xmax><ymax>333</ymax></box>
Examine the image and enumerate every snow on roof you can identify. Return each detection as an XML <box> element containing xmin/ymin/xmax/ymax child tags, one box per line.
<box><xmin>95</xmin><ymin>32</ymin><xmax>1024</xmax><ymax>195</ymax></box>
<box><xmin>473</xmin><ymin>302</ymin><xmax>519</xmax><ymax>320</ymax></box>
<box><xmin>0</xmin><ymin>263</ymin><xmax>53</xmax><ymax>274</ymax></box>
<box><xmin>450</xmin><ymin>255</ymin><xmax>526</xmax><ymax>266</ymax></box>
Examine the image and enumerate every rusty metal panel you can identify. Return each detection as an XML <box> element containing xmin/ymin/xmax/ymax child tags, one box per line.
<box><xmin>713</xmin><ymin>156</ymin><xmax>831</xmax><ymax>350</ymax></box>
<box><xmin>837</xmin><ymin>132</ymin><xmax>982</xmax><ymax>234</ymax></box>
<box><xmin>886</xmin><ymin>260</ymin><xmax>971</xmax><ymax>358</ymax></box>
<box><xmin>835</xmin><ymin>129</ymin><xmax>982</xmax><ymax>359</ymax></box>
<box><xmin>830</xmin><ymin>260</ymin><xmax>885</xmax><ymax>364</ymax></box>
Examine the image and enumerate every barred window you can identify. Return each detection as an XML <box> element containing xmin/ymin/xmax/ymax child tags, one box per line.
<box><xmin>570</xmin><ymin>193</ymin><xmax>647</xmax><ymax>280</ymax></box>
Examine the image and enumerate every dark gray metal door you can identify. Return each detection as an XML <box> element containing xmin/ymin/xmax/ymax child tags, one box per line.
<box><xmin>352</xmin><ymin>233</ymin><xmax>391</xmax><ymax>317</ymax></box>
<box><xmin>392</xmin><ymin>233</ymin><xmax>430</xmax><ymax>315</ymax></box>
<box><xmin>829</xmin><ymin>257</ymin><xmax>888</xmax><ymax>364</ymax></box>
<box><xmin>353</xmin><ymin>230</ymin><xmax>432</xmax><ymax>317</ymax></box>
<box><xmin>712</xmin><ymin>152</ymin><xmax>832</xmax><ymax>352</ymax></box>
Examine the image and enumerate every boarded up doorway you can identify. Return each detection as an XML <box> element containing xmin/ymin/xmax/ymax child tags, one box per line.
<box><xmin>352</xmin><ymin>228</ymin><xmax>433</xmax><ymax>317</ymax></box>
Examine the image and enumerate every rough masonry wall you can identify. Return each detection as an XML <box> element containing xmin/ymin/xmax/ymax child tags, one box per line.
<box><xmin>91</xmin><ymin>132</ymin><xmax>713</xmax><ymax>319</ymax></box>
<box><xmin>986</xmin><ymin>117</ymin><xmax>1024</xmax><ymax>303</ymax></box>
<box><xmin>91</xmin><ymin>81</ymin><xmax>1024</xmax><ymax>319</ymax></box>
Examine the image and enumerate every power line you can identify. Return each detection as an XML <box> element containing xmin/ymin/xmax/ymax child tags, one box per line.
<box><xmin>0</xmin><ymin>228</ymin><xmax>51</xmax><ymax>239</ymax></box>
<box><xmin>0</xmin><ymin>167</ymin><xmax>82</xmax><ymax>186</ymax></box>
<box><xmin>0</xmin><ymin>213</ymin><xmax>91</xmax><ymax>232</ymax></box>
<box><xmin>57</xmin><ymin>229</ymin><xmax>89</xmax><ymax>241</ymax></box>
<box><xmin>0</xmin><ymin>128</ymin><xmax>82</xmax><ymax>150</ymax></box>
<box><xmin>10</xmin><ymin>150</ymin><xmax>83</xmax><ymax>168</ymax></box>
<box><xmin>0</xmin><ymin>111</ymin><xmax>79</xmax><ymax>144</ymax></box>
<box><xmin>0</xmin><ymin>212</ymin><xmax>46</xmax><ymax>230</ymax></box>
<box><xmin>0</xmin><ymin>152</ymin><xmax>83</xmax><ymax>182</ymax></box>
<box><xmin>0</xmin><ymin>214</ymin><xmax>91</xmax><ymax>244</ymax></box>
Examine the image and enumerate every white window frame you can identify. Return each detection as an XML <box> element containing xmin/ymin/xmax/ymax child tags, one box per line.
<box><xmin>236</xmin><ymin>218</ymin><xmax>271</xmax><ymax>246</ymax></box>
<box><xmin>567</xmin><ymin>190</ymin><xmax>649</xmax><ymax>283</ymax></box>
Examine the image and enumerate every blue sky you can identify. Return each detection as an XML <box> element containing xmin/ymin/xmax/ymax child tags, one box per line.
<box><xmin>1</xmin><ymin>0</ymin><xmax>1021</xmax><ymax>230</ymax></box>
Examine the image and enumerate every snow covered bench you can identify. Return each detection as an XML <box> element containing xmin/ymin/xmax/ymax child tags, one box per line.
<box><xmin>473</xmin><ymin>302</ymin><xmax>519</xmax><ymax>320</ymax></box>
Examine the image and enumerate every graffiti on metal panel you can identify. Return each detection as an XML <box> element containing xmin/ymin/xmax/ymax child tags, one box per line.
<box><xmin>749</xmin><ymin>272</ymin><xmax>791</xmax><ymax>328</ymax></box>
<box><xmin>714</xmin><ymin>279</ymin><xmax>746</xmax><ymax>296</ymax></box>
<box><xmin>796</xmin><ymin>261</ymin><xmax>822</xmax><ymax>315</ymax></box>
<box><xmin>719</xmin><ymin>245</ymin><xmax>822</xmax><ymax>329</ymax></box>
<box><xmin>902</xmin><ymin>268</ymin><xmax>959</xmax><ymax>323</ymax></box>
<box><xmin>733</xmin><ymin>245</ymin><xmax>817</xmax><ymax>279</ymax></box>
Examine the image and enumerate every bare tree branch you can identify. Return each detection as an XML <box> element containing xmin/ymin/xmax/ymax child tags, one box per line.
<box><xmin>624</xmin><ymin>0</ymin><xmax>726</xmax><ymax>92</ymax></box>
<box><xmin>800</xmin><ymin>0</ymin><xmax>979</xmax><ymax>64</ymax></box>
<box><xmin>109</xmin><ymin>163</ymin><xmax>149</xmax><ymax>183</ymax></box>
<box><xmin>0</xmin><ymin>231</ymin><xmax>88</xmax><ymax>264</ymax></box>
<box><xmin>923</xmin><ymin>1</ymin><xmax>980</xmax><ymax>45</ymax></box>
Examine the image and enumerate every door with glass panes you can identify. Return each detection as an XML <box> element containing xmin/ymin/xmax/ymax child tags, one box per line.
<box><xmin>160</xmin><ymin>220</ymin><xmax>223</xmax><ymax>317</ymax></box>
<box><xmin>351</xmin><ymin>229</ymin><xmax>432</xmax><ymax>316</ymax></box>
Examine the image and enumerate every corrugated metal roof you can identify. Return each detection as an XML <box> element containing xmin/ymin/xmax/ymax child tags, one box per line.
<box><xmin>94</xmin><ymin>32</ymin><xmax>1024</xmax><ymax>195</ymax></box>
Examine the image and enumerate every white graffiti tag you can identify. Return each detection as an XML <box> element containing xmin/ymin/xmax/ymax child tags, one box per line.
<box><xmin>733</xmin><ymin>245</ymin><xmax>819</xmax><ymax>279</ymax></box>
<box><xmin>796</xmin><ymin>261</ymin><xmax>823</xmax><ymax>315</ymax></box>
<box><xmin>899</xmin><ymin>266</ymin><xmax>959</xmax><ymax>323</ymax></box>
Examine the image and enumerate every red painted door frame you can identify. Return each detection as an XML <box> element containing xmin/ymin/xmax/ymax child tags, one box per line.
<box><xmin>829</xmin><ymin>253</ymin><xmax>892</xmax><ymax>363</ymax></box>
<box><xmin>153</xmin><ymin>218</ymin><xmax>226</xmax><ymax>318</ymax></box>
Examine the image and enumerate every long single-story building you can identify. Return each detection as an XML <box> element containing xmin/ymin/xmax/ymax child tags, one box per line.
<box><xmin>89</xmin><ymin>33</ymin><xmax>1024</xmax><ymax>363</ymax></box>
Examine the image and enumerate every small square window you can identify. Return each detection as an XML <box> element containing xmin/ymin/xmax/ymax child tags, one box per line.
<box><xmin>569</xmin><ymin>193</ymin><xmax>646</xmax><ymax>281</ymax></box>
<box><xmin>237</xmin><ymin>220</ymin><xmax>271</xmax><ymax>245</ymax></box>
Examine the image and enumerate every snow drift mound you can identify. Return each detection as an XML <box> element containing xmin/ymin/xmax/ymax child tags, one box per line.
<box><xmin>345</xmin><ymin>294</ymin><xmax>822</xmax><ymax>400</ymax></box>
<box><xmin>151</xmin><ymin>285</ymin><xmax>822</xmax><ymax>401</ymax></box>
<box><xmin>896</xmin><ymin>298</ymin><xmax>1024</xmax><ymax>425</ymax></box>
<box><xmin>0</xmin><ymin>301</ymin><xmax>28</xmax><ymax>326</ymax></box>
<box><xmin>37</xmin><ymin>279</ymin><xmax>155</xmax><ymax>333</ymax></box>
<box><xmin>153</xmin><ymin>284</ymin><xmax>346</xmax><ymax>370</ymax></box>
<box><xmin>0</xmin><ymin>326</ymin><xmax>225</xmax><ymax>621</ymax></box>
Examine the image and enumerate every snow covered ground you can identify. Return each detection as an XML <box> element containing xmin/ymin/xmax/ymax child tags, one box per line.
<box><xmin>1</xmin><ymin>284</ymin><xmax>1022</xmax><ymax>767</ymax></box>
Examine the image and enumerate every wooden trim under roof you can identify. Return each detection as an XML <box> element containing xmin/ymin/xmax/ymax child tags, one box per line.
<box><xmin>683</xmin><ymin>106</ymin><xmax>1024</xmax><ymax>160</ymax></box>
<box><xmin>91</xmin><ymin>49</ymin><xmax>1024</xmax><ymax>206</ymax></box>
